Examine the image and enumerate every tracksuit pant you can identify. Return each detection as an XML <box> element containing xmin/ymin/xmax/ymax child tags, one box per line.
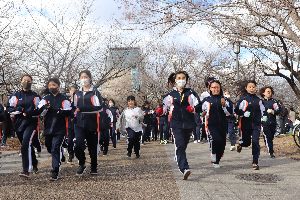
<box><xmin>239</xmin><ymin>125</ymin><xmax>261</xmax><ymax>164</ymax></box>
<box><xmin>45</xmin><ymin>134</ymin><xmax>65</xmax><ymax>172</ymax></box>
<box><xmin>16</xmin><ymin>124</ymin><xmax>38</xmax><ymax>172</ymax></box>
<box><xmin>126</xmin><ymin>128</ymin><xmax>142</xmax><ymax>155</ymax></box>
<box><xmin>227</xmin><ymin>121</ymin><xmax>236</xmax><ymax>146</ymax></box>
<box><xmin>193</xmin><ymin>124</ymin><xmax>201</xmax><ymax>141</ymax></box>
<box><xmin>110</xmin><ymin>123</ymin><xmax>117</xmax><ymax>148</ymax></box>
<box><xmin>142</xmin><ymin>125</ymin><xmax>151</xmax><ymax>143</ymax></box>
<box><xmin>173</xmin><ymin>128</ymin><xmax>192</xmax><ymax>173</ymax></box>
<box><xmin>67</xmin><ymin>123</ymin><xmax>75</xmax><ymax>157</ymax></box>
<box><xmin>32</xmin><ymin>133</ymin><xmax>41</xmax><ymax>153</ymax></box>
<box><xmin>263</xmin><ymin>125</ymin><xmax>276</xmax><ymax>154</ymax></box>
<box><xmin>74</xmin><ymin>126</ymin><xmax>98</xmax><ymax>170</ymax></box>
<box><xmin>208</xmin><ymin>127</ymin><xmax>226</xmax><ymax>164</ymax></box>
<box><xmin>159</xmin><ymin>117</ymin><xmax>169</xmax><ymax>141</ymax></box>
<box><xmin>100</xmin><ymin>129</ymin><xmax>110</xmax><ymax>154</ymax></box>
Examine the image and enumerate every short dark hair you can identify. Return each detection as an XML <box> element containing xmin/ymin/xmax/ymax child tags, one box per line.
<box><xmin>259</xmin><ymin>86</ymin><xmax>274</xmax><ymax>97</ymax></box>
<box><xmin>69</xmin><ymin>84</ymin><xmax>78</xmax><ymax>90</ymax></box>
<box><xmin>21</xmin><ymin>74</ymin><xmax>33</xmax><ymax>81</ymax></box>
<box><xmin>79</xmin><ymin>69</ymin><xmax>92</xmax><ymax>79</ymax></box>
<box><xmin>47</xmin><ymin>77</ymin><xmax>61</xmax><ymax>86</ymax></box>
<box><xmin>127</xmin><ymin>95</ymin><xmax>136</xmax><ymax>102</ymax></box>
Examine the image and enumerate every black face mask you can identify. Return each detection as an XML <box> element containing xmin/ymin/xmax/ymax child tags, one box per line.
<box><xmin>21</xmin><ymin>82</ymin><xmax>32</xmax><ymax>90</ymax></box>
<box><xmin>49</xmin><ymin>88</ymin><xmax>59</xmax><ymax>95</ymax></box>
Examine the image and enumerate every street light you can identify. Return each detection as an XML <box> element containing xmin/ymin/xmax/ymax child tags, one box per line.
<box><xmin>233</xmin><ymin>41</ymin><xmax>241</xmax><ymax>80</ymax></box>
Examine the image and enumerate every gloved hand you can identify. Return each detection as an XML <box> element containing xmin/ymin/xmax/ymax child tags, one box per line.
<box><xmin>244</xmin><ymin>111</ymin><xmax>251</xmax><ymax>117</ymax></box>
<box><xmin>267</xmin><ymin>109</ymin><xmax>274</xmax><ymax>115</ymax></box>
<box><xmin>261</xmin><ymin>116</ymin><xmax>268</xmax><ymax>122</ymax></box>
<box><xmin>186</xmin><ymin>105</ymin><xmax>194</xmax><ymax>113</ymax></box>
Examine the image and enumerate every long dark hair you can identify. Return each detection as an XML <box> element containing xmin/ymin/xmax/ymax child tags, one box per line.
<box><xmin>239</xmin><ymin>80</ymin><xmax>257</xmax><ymax>96</ymax></box>
<box><xmin>259</xmin><ymin>86</ymin><xmax>274</xmax><ymax>98</ymax></box>
<box><xmin>204</xmin><ymin>76</ymin><xmax>216</xmax><ymax>88</ymax></box>
<box><xmin>208</xmin><ymin>79</ymin><xmax>223</xmax><ymax>96</ymax></box>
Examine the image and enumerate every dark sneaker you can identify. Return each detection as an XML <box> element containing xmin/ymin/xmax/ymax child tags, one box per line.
<box><xmin>103</xmin><ymin>152</ymin><xmax>108</xmax><ymax>156</ymax></box>
<box><xmin>183</xmin><ymin>169</ymin><xmax>191</xmax><ymax>180</ymax></box>
<box><xmin>127</xmin><ymin>152</ymin><xmax>131</xmax><ymax>158</ymax></box>
<box><xmin>113</xmin><ymin>144</ymin><xmax>116</xmax><ymax>148</ymax></box>
<box><xmin>237</xmin><ymin>144</ymin><xmax>242</xmax><ymax>153</ymax></box>
<box><xmin>136</xmin><ymin>154</ymin><xmax>140</xmax><ymax>159</ymax></box>
<box><xmin>76</xmin><ymin>165</ymin><xmax>86</xmax><ymax>176</ymax></box>
<box><xmin>33</xmin><ymin>165</ymin><xmax>39</xmax><ymax>174</ymax></box>
<box><xmin>19</xmin><ymin>171</ymin><xmax>30</xmax><ymax>178</ymax></box>
<box><xmin>90</xmin><ymin>168</ymin><xmax>98</xmax><ymax>176</ymax></box>
<box><xmin>50</xmin><ymin>171</ymin><xmax>59</xmax><ymax>181</ymax></box>
<box><xmin>252</xmin><ymin>164</ymin><xmax>260</xmax><ymax>170</ymax></box>
<box><xmin>270</xmin><ymin>153</ymin><xmax>275</xmax><ymax>158</ymax></box>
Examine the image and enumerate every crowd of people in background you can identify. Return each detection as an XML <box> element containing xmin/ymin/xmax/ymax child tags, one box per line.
<box><xmin>0</xmin><ymin>69</ymin><xmax>299</xmax><ymax>181</ymax></box>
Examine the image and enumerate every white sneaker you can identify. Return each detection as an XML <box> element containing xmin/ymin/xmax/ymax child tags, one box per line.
<box><xmin>230</xmin><ymin>146</ymin><xmax>236</xmax><ymax>151</ymax></box>
<box><xmin>213</xmin><ymin>163</ymin><xmax>220</xmax><ymax>168</ymax></box>
<box><xmin>197</xmin><ymin>140</ymin><xmax>201</xmax><ymax>143</ymax></box>
<box><xmin>211</xmin><ymin>153</ymin><xmax>216</xmax><ymax>163</ymax></box>
<box><xmin>183</xmin><ymin>169</ymin><xmax>191</xmax><ymax>180</ymax></box>
<box><xmin>193</xmin><ymin>140</ymin><xmax>198</xmax><ymax>143</ymax></box>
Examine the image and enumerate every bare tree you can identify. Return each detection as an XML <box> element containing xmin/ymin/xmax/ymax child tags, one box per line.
<box><xmin>118</xmin><ymin>0</ymin><xmax>300</xmax><ymax>100</ymax></box>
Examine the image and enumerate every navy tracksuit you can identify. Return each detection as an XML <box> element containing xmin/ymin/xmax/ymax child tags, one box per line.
<box><xmin>159</xmin><ymin>114</ymin><xmax>169</xmax><ymax>141</ymax></box>
<box><xmin>235</xmin><ymin>93</ymin><xmax>266</xmax><ymax>164</ymax></box>
<box><xmin>39</xmin><ymin>93</ymin><xmax>71</xmax><ymax>172</ymax></box>
<box><xmin>142</xmin><ymin>108</ymin><xmax>152</xmax><ymax>143</ymax></box>
<box><xmin>262</xmin><ymin>98</ymin><xmax>281</xmax><ymax>154</ymax></box>
<box><xmin>202</xmin><ymin>95</ymin><xmax>229</xmax><ymax>164</ymax></box>
<box><xmin>109</xmin><ymin>106</ymin><xmax>119</xmax><ymax>148</ymax></box>
<box><xmin>225</xmin><ymin>98</ymin><xmax>236</xmax><ymax>146</ymax></box>
<box><xmin>99</xmin><ymin>106</ymin><xmax>112</xmax><ymax>155</ymax></box>
<box><xmin>7</xmin><ymin>90</ymin><xmax>40</xmax><ymax>173</ymax></box>
<box><xmin>151</xmin><ymin>113</ymin><xmax>158</xmax><ymax>141</ymax></box>
<box><xmin>73</xmin><ymin>88</ymin><xmax>103</xmax><ymax>170</ymax></box>
<box><xmin>193</xmin><ymin>113</ymin><xmax>202</xmax><ymax>141</ymax></box>
<box><xmin>163</xmin><ymin>88</ymin><xmax>201</xmax><ymax>173</ymax></box>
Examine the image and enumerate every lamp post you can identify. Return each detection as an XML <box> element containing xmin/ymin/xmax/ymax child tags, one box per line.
<box><xmin>233</xmin><ymin>41</ymin><xmax>241</xmax><ymax>80</ymax></box>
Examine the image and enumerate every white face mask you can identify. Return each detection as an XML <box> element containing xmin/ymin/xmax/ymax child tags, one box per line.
<box><xmin>175</xmin><ymin>80</ymin><xmax>186</xmax><ymax>88</ymax></box>
<box><xmin>80</xmin><ymin>78</ymin><xmax>90</xmax><ymax>87</ymax></box>
<box><xmin>109</xmin><ymin>103</ymin><xmax>114</xmax><ymax>107</ymax></box>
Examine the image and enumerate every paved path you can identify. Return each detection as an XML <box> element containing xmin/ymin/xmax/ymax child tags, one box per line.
<box><xmin>165</xmin><ymin>141</ymin><xmax>300</xmax><ymax>200</ymax></box>
<box><xmin>0</xmin><ymin>139</ymin><xmax>300</xmax><ymax>200</ymax></box>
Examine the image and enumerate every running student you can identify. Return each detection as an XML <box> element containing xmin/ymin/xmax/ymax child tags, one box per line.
<box><xmin>223</xmin><ymin>91</ymin><xmax>236</xmax><ymax>151</ymax></box>
<box><xmin>117</xmin><ymin>95</ymin><xmax>143</xmax><ymax>158</ymax></box>
<box><xmin>260</xmin><ymin>86</ymin><xmax>281</xmax><ymax>158</ymax></box>
<box><xmin>38</xmin><ymin>78</ymin><xmax>72</xmax><ymax>181</ymax></box>
<box><xmin>235</xmin><ymin>80</ymin><xmax>266</xmax><ymax>170</ymax></box>
<box><xmin>202</xmin><ymin>80</ymin><xmax>231</xmax><ymax>168</ymax></box>
<box><xmin>66</xmin><ymin>85</ymin><xmax>77</xmax><ymax>163</ymax></box>
<box><xmin>99</xmin><ymin>99</ymin><xmax>113</xmax><ymax>156</ymax></box>
<box><xmin>7</xmin><ymin>74</ymin><xmax>40</xmax><ymax>178</ymax></box>
<box><xmin>158</xmin><ymin>71</ymin><xmax>201</xmax><ymax>180</ymax></box>
<box><xmin>108</xmin><ymin>99</ymin><xmax>120</xmax><ymax>147</ymax></box>
<box><xmin>73</xmin><ymin>70</ymin><xmax>103</xmax><ymax>176</ymax></box>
